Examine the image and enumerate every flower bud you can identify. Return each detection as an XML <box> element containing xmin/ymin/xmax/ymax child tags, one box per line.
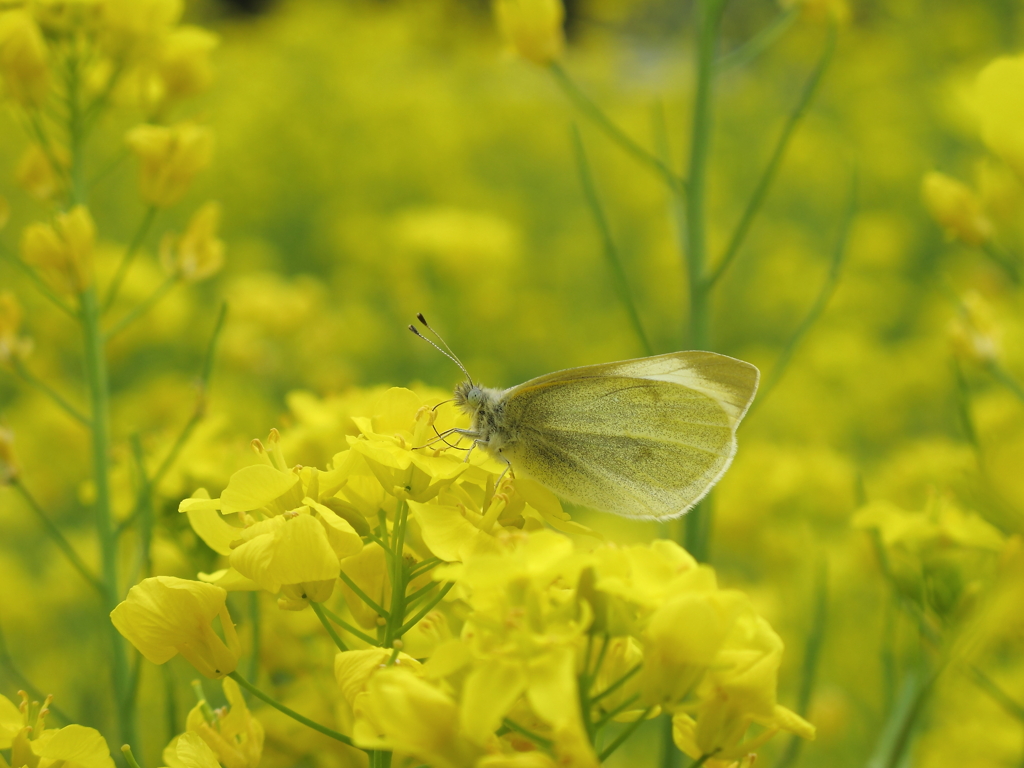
<box><xmin>494</xmin><ymin>0</ymin><xmax>565</xmax><ymax>66</ymax></box>
<box><xmin>0</xmin><ymin>10</ymin><xmax>49</xmax><ymax>107</ymax></box>
<box><xmin>126</xmin><ymin>121</ymin><xmax>214</xmax><ymax>208</ymax></box>
<box><xmin>21</xmin><ymin>205</ymin><xmax>96</xmax><ymax>295</ymax></box>
<box><xmin>111</xmin><ymin>575</ymin><xmax>241</xmax><ymax>678</ymax></box>
<box><xmin>160</xmin><ymin>201</ymin><xmax>224</xmax><ymax>281</ymax></box>
<box><xmin>922</xmin><ymin>172</ymin><xmax>993</xmax><ymax>246</ymax></box>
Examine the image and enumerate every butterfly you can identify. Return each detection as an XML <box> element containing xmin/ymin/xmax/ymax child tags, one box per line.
<box><xmin>411</xmin><ymin>315</ymin><xmax>758</xmax><ymax>520</ymax></box>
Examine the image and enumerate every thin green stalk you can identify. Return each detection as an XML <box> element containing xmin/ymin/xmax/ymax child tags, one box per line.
<box><xmin>598</xmin><ymin>707</ymin><xmax>653</xmax><ymax>761</ymax></box>
<box><xmin>338</xmin><ymin>569</ymin><xmax>389</xmax><ymax>620</ymax></box>
<box><xmin>148</xmin><ymin>302</ymin><xmax>227</xmax><ymax>488</ymax></box>
<box><xmin>987</xmin><ymin>361</ymin><xmax>1024</xmax><ymax>405</ymax></box>
<box><xmin>408</xmin><ymin>557</ymin><xmax>441</xmax><ymax>580</ymax></box>
<box><xmin>549</xmin><ymin>61</ymin><xmax>687</xmax><ymax>197</ymax></box>
<box><xmin>571</xmin><ymin>124</ymin><xmax>654</xmax><ymax>356</ymax></box>
<box><xmin>11</xmin><ymin>357</ymin><xmax>91</xmax><ymax>427</ymax></box>
<box><xmin>592</xmin><ymin>662</ymin><xmax>642</xmax><ymax>705</ymax></box>
<box><xmin>689</xmin><ymin>753</ymin><xmax>719</xmax><ymax>768</ymax></box>
<box><xmin>228</xmin><ymin>671</ymin><xmax>356</xmax><ymax>747</ymax></box>
<box><xmin>502</xmin><ymin>718</ymin><xmax>555</xmax><ymax>752</ymax></box>
<box><xmin>103</xmin><ymin>206</ymin><xmax>158</xmax><ymax>312</ymax></box>
<box><xmin>104</xmin><ymin>274</ymin><xmax>177</xmax><ymax>340</ymax></box>
<box><xmin>129</xmin><ymin>434</ymin><xmax>154</xmax><ymax>583</ymax></box>
<box><xmin>0</xmin><ymin>246</ymin><xmax>77</xmax><ymax>318</ymax></box>
<box><xmin>12</xmin><ymin>479</ymin><xmax>103</xmax><ymax>594</ymax></box>
<box><xmin>311</xmin><ymin>601</ymin><xmax>348</xmax><ymax>651</ymax></box>
<box><xmin>752</xmin><ymin>168</ymin><xmax>856</xmax><ymax>412</ymax></box>
<box><xmin>867</xmin><ymin>667</ymin><xmax>939</xmax><ymax>768</ymax></box>
<box><xmin>404</xmin><ymin>580</ymin><xmax>440</xmax><ymax>610</ymax></box>
<box><xmin>383</xmin><ymin>501</ymin><xmax>411</xmax><ymax>647</ymax></box>
<box><xmin>707</xmin><ymin>23</ymin><xmax>836</xmax><ymax>289</ymax></box>
<box><xmin>0</xmin><ymin>618</ymin><xmax>71</xmax><ymax>724</ymax></box>
<box><xmin>319</xmin><ymin>604</ymin><xmax>380</xmax><ymax>646</ymax></box>
<box><xmin>162</xmin><ymin>664</ymin><xmax>179</xmax><ymax>745</ymax></box>
<box><xmin>677</xmin><ymin>15</ymin><xmax>727</xmax><ymax>763</ymax></box>
<box><xmin>718</xmin><ymin>7</ymin><xmax>799</xmax><ymax>71</ymax></box>
<box><xmin>594</xmin><ymin>693</ymin><xmax>641</xmax><ymax>730</ymax></box>
<box><xmin>967</xmin><ymin>665</ymin><xmax>1024</xmax><ymax>721</ymax></box>
<box><xmin>773</xmin><ymin>560</ymin><xmax>829</xmax><ymax>768</ymax></box>
<box><xmin>981</xmin><ymin>240</ymin><xmax>1021</xmax><ymax>284</ymax></box>
<box><xmin>120</xmin><ymin>745</ymin><xmax>143</xmax><ymax>768</ymax></box>
<box><xmin>395</xmin><ymin>582</ymin><xmax>454</xmax><ymax>638</ymax></box>
<box><xmin>80</xmin><ymin>285</ymin><xmax>134</xmax><ymax>746</ymax></box>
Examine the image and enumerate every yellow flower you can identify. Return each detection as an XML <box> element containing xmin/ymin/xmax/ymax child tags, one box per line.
<box><xmin>921</xmin><ymin>172</ymin><xmax>993</xmax><ymax>246</ymax></box>
<box><xmin>351</xmin><ymin>665</ymin><xmax>482</xmax><ymax>768</ymax></box>
<box><xmin>173</xmin><ymin>678</ymin><xmax>264</xmax><ymax>768</ymax></box>
<box><xmin>673</xmin><ymin>613</ymin><xmax>814</xmax><ymax>761</ymax></box>
<box><xmin>21</xmin><ymin>206</ymin><xmax>96</xmax><ymax>295</ymax></box>
<box><xmin>126</xmin><ymin>122</ymin><xmax>214</xmax><ymax>208</ymax></box>
<box><xmin>976</xmin><ymin>54</ymin><xmax>1024</xmax><ymax>179</ymax></box>
<box><xmin>853</xmin><ymin>496</ymin><xmax>1006</xmax><ymax>618</ymax></box>
<box><xmin>160</xmin><ymin>201</ymin><xmax>225</xmax><ymax>281</ymax></box>
<box><xmin>0</xmin><ymin>10</ymin><xmax>49</xmax><ymax>107</ymax></box>
<box><xmin>494</xmin><ymin>0</ymin><xmax>565</xmax><ymax>65</ymax></box>
<box><xmin>640</xmin><ymin>576</ymin><xmax>748</xmax><ymax>709</ymax></box>
<box><xmin>30</xmin><ymin>725</ymin><xmax>116</xmax><ymax>768</ymax></box>
<box><xmin>111</xmin><ymin>576</ymin><xmax>241</xmax><ymax>678</ymax></box>
<box><xmin>155</xmin><ymin>26</ymin><xmax>219</xmax><ymax>103</ymax></box>
<box><xmin>162</xmin><ymin>731</ymin><xmax>222</xmax><ymax>768</ymax></box>
<box><xmin>16</xmin><ymin>144</ymin><xmax>67</xmax><ymax>202</ymax></box>
<box><xmin>228</xmin><ymin>510</ymin><xmax>341</xmax><ymax>609</ymax></box>
<box><xmin>0</xmin><ymin>292</ymin><xmax>33</xmax><ymax>365</ymax></box>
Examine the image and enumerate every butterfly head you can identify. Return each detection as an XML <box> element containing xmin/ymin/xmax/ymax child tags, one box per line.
<box><xmin>454</xmin><ymin>379</ymin><xmax>485</xmax><ymax>416</ymax></box>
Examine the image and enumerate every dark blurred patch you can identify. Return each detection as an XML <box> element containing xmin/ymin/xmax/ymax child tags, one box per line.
<box><xmin>216</xmin><ymin>0</ymin><xmax>277</xmax><ymax>16</ymax></box>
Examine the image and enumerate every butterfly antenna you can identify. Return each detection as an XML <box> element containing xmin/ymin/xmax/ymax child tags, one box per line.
<box><xmin>409</xmin><ymin>313</ymin><xmax>474</xmax><ymax>384</ymax></box>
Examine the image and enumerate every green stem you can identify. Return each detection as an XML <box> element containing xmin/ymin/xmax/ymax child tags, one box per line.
<box><xmin>571</xmin><ymin>124</ymin><xmax>654</xmax><ymax>356</ymax></box>
<box><xmin>338</xmin><ymin>569</ymin><xmax>389</xmax><ymax>620</ymax></box>
<box><xmin>12</xmin><ymin>480</ymin><xmax>103</xmax><ymax>594</ymax></box>
<box><xmin>680</xmin><ymin>0</ymin><xmax>727</xmax><ymax>570</ymax></box>
<box><xmin>395</xmin><ymin>582</ymin><xmax>454</xmax><ymax>638</ymax></box>
<box><xmin>981</xmin><ymin>240</ymin><xmax>1021</xmax><ymax>284</ymax></box>
<box><xmin>598</xmin><ymin>707</ymin><xmax>653</xmax><ymax>761</ymax></box>
<box><xmin>384</xmin><ymin>502</ymin><xmax>409</xmax><ymax>648</ymax></box>
<box><xmin>967</xmin><ymin>665</ymin><xmax>1024</xmax><ymax>721</ymax></box>
<box><xmin>408</xmin><ymin>557</ymin><xmax>441</xmax><ymax>580</ymax></box>
<box><xmin>228</xmin><ymin>671</ymin><xmax>356</xmax><ymax>747</ymax></box>
<box><xmin>128</xmin><ymin>434</ymin><xmax>154</xmax><ymax>585</ymax></box>
<box><xmin>311</xmin><ymin>601</ymin><xmax>348</xmax><ymax>651</ymax></box>
<box><xmin>11</xmin><ymin>357</ymin><xmax>91</xmax><ymax>427</ymax></box>
<box><xmin>549</xmin><ymin>61</ymin><xmax>687</xmax><ymax>197</ymax></box>
<box><xmin>404</xmin><ymin>580</ymin><xmax>440</xmax><ymax>610</ymax></box>
<box><xmin>103</xmin><ymin>206</ymin><xmax>159</xmax><ymax>312</ymax></box>
<box><xmin>502</xmin><ymin>718</ymin><xmax>555</xmax><ymax>752</ymax></box>
<box><xmin>718</xmin><ymin>7</ymin><xmax>798</xmax><ymax>71</ymax></box>
<box><xmin>987</xmin><ymin>361</ymin><xmax>1024</xmax><ymax>405</ymax></box>
<box><xmin>0</xmin><ymin>617</ymin><xmax>71</xmax><ymax>724</ymax></box>
<box><xmin>319</xmin><ymin>604</ymin><xmax>380</xmax><ymax>646</ymax></box>
<box><xmin>773</xmin><ymin>561</ymin><xmax>829</xmax><ymax>768</ymax></box>
<box><xmin>0</xmin><ymin>245</ymin><xmax>77</xmax><ymax>318</ymax></box>
<box><xmin>591</xmin><ymin>662</ymin><xmax>642</xmax><ymax>705</ymax></box>
<box><xmin>594</xmin><ymin>693</ymin><xmax>641</xmax><ymax>730</ymax></box>
<box><xmin>752</xmin><ymin>167</ymin><xmax>856</xmax><ymax>412</ymax></box>
<box><xmin>81</xmin><ymin>284</ymin><xmax>134</xmax><ymax>746</ymax></box>
<box><xmin>104</xmin><ymin>274</ymin><xmax>177</xmax><ymax>340</ymax></box>
<box><xmin>120</xmin><ymin>745</ymin><xmax>143</xmax><ymax>768</ymax></box>
<box><xmin>707</xmin><ymin>23</ymin><xmax>836</xmax><ymax>288</ymax></box>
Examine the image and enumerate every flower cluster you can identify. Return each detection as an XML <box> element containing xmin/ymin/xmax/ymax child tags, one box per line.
<box><xmin>113</xmin><ymin>388</ymin><xmax>813</xmax><ymax>767</ymax></box>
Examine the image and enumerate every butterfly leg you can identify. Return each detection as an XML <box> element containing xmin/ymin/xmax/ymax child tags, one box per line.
<box><xmin>464</xmin><ymin>438</ymin><xmax>488</xmax><ymax>463</ymax></box>
<box><xmin>495</xmin><ymin>452</ymin><xmax>514</xmax><ymax>485</ymax></box>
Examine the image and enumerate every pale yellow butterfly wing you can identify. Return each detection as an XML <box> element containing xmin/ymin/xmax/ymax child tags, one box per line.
<box><xmin>500</xmin><ymin>351</ymin><xmax>758</xmax><ymax>520</ymax></box>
